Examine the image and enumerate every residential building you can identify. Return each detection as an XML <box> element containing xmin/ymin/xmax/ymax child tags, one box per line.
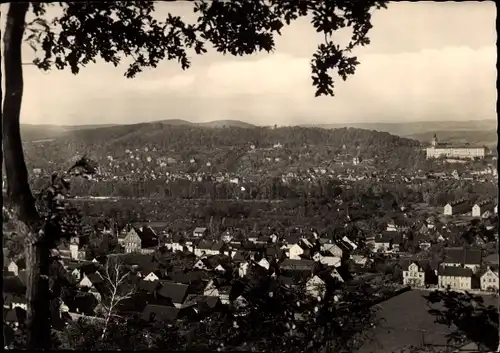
<box><xmin>312</xmin><ymin>251</ymin><xmax>341</xmax><ymax>267</ymax></box>
<box><xmin>442</xmin><ymin>247</ymin><xmax>482</xmax><ymax>273</ymax></box>
<box><xmin>472</xmin><ymin>200</ymin><xmax>495</xmax><ymax>218</ymax></box>
<box><xmin>443</xmin><ymin>199</ymin><xmax>472</xmax><ymax>216</ymax></box>
<box><xmin>402</xmin><ymin>261</ymin><xmax>425</xmax><ymax>287</ymax></box>
<box><xmin>373</xmin><ymin>232</ymin><xmax>401</xmax><ymax>253</ymax></box>
<box><xmin>193</xmin><ymin>227</ymin><xmax>208</xmax><ymax>238</ymax></box>
<box><xmin>438</xmin><ymin>266</ymin><xmax>473</xmax><ymax>290</ymax></box>
<box><xmin>480</xmin><ymin>267</ymin><xmax>499</xmax><ymax>292</ymax></box>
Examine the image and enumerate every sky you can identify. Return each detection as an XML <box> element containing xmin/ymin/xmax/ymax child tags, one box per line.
<box><xmin>2</xmin><ymin>1</ymin><xmax>497</xmax><ymax>126</ymax></box>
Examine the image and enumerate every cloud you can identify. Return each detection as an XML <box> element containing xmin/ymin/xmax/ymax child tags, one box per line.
<box><xmin>22</xmin><ymin>44</ymin><xmax>495</xmax><ymax>126</ymax></box>
<box><xmin>10</xmin><ymin>2</ymin><xmax>495</xmax><ymax>126</ymax></box>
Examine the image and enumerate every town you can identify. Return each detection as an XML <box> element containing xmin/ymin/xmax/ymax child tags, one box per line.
<box><xmin>2</xmin><ymin>1</ymin><xmax>497</xmax><ymax>352</ymax></box>
<box><xmin>3</xmin><ymin>130</ymin><xmax>498</xmax><ymax>351</ymax></box>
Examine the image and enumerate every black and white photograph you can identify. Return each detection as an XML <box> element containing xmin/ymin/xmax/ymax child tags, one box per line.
<box><xmin>1</xmin><ymin>1</ymin><xmax>498</xmax><ymax>352</ymax></box>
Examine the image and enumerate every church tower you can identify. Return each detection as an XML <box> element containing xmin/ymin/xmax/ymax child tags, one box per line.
<box><xmin>431</xmin><ymin>134</ymin><xmax>438</xmax><ymax>147</ymax></box>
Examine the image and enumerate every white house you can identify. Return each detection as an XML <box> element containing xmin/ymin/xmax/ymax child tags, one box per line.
<box><xmin>443</xmin><ymin>199</ymin><xmax>471</xmax><ymax>216</ymax></box>
<box><xmin>238</xmin><ymin>262</ymin><xmax>250</xmax><ymax>278</ymax></box>
<box><xmin>321</xmin><ymin>243</ymin><xmax>343</xmax><ymax>258</ymax></box>
<box><xmin>69</xmin><ymin>237</ymin><xmax>80</xmax><ymax>260</ymax></box>
<box><xmin>438</xmin><ymin>266</ymin><xmax>473</xmax><ymax>290</ymax></box>
<box><xmin>312</xmin><ymin>252</ymin><xmax>341</xmax><ymax>267</ymax></box>
<box><xmin>257</xmin><ymin>258</ymin><xmax>270</xmax><ymax>270</ymax></box>
<box><xmin>289</xmin><ymin>244</ymin><xmax>307</xmax><ymax>260</ymax></box>
<box><xmin>306</xmin><ymin>275</ymin><xmax>327</xmax><ymax>299</ymax></box>
<box><xmin>480</xmin><ymin>268</ymin><xmax>499</xmax><ymax>292</ymax></box>
<box><xmin>472</xmin><ymin>200</ymin><xmax>495</xmax><ymax>218</ymax></box>
<box><xmin>143</xmin><ymin>271</ymin><xmax>160</xmax><ymax>282</ymax></box>
<box><xmin>402</xmin><ymin>261</ymin><xmax>425</xmax><ymax>287</ymax></box>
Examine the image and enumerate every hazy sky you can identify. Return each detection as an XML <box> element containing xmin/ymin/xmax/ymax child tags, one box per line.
<box><xmin>2</xmin><ymin>1</ymin><xmax>497</xmax><ymax>126</ymax></box>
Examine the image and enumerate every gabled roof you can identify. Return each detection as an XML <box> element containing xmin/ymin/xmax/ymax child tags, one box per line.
<box><xmin>4</xmin><ymin>293</ymin><xmax>26</xmax><ymax>306</ymax></box>
<box><xmin>15</xmin><ymin>258</ymin><xmax>26</xmax><ymax>270</ymax></box>
<box><xmin>284</xmin><ymin>235</ymin><xmax>301</xmax><ymax>245</ymax></box>
<box><xmin>280</xmin><ymin>259</ymin><xmax>315</xmax><ymax>270</ymax></box>
<box><xmin>277</xmin><ymin>275</ymin><xmax>296</xmax><ymax>287</ymax></box>
<box><xmin>182</xmin><ymin>294</ymin><xmax>221</xmax><ymax>309</ymax></box>
<box><xmin>197</xmin><ymin>240</ymin><xmax>215</xmax><ymax>250</ymax></box>
<box><xmin>443</xmin><ymin>247</ymin><xmax>482</xmax><ymax>265</ymax></box>
<box><xmin>139</xmin><ymin>279</ymin><xmax>160</xmax><ymax>293</ymax></box>
<box><xmin>3</xmin><ymin>276</ymin><xmax>26</xmax><ymax>295</ymax></box>
<box><xmin>211</xmin><ymin>241</ymin><xmax>226</xmax><ymax>251</ymax></box>
<box><xmin>438</xmin><ymin>266</ymin><xmax>473</xmax><ymax>278</ymax></box>
<box><xmin>141</xmin><ymin>304</ymin><xmax>179</xmax><ymax>323</ymax></box>
<box><xmin>194</xmin><ymin>227</ymin><xmax>207</xmax><ymax>233</ymax></box>
<box><xmin>4</xmin><ymin>307</ymin><xmax>27</xmax><ymax>324</ymax></box>
<box><xmin>156</xmin><ymin>281</ymin><xmax>189</xmax><ymax>304</ymax></box>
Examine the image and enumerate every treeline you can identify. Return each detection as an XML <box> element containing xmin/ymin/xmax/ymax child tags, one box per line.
<box><xmin>36</xmin><ymin>176</ymin><xmax>496</xmax><ymax>208</ymax></box>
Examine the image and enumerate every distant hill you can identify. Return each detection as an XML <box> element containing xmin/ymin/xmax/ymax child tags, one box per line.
<box><xmin>197</xmin><ymin>120</ymin><xmax>256</xmax><ymax>129</ymax></box>
<box><xmin>405</xmin><ymin>130</ymin><xmax>497</xmax><ymax>148</ymax></box>
<box><xmin>302</xmin><ymin>119</ymin><xmax>496</xmax><ymax>136</ymax></box>
<box><xmin>20</xmin><ymin>119</ymin><xmax>256</xmax><ymax>142</ymax></box>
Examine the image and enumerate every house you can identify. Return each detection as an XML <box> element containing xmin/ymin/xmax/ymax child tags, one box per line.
<box><xmin>341</xmin><ymin>236</ymin><xmax>358</xmax><ymax>251</ymax></box>
<box><xmin>472</xmin><ymin>200</ymin><xmax>495</xmax><ymax>218</ymax></box>
<box><xmin>6</xmin><ymin>258</ymin><xmax>26</xmax><ymax>277</ymax></box>
<box><xmin>155</xmin><ymin>281</ymin><xmax>189</xmax><ymax>308</ymax></box>
<box><xmin>256</xmin><ymin>257</ymin><xmax>270</xmax><ymax>270</ymax></box>
<box><xmin>306</xmin><ymin>275</ymin><xmax>328</xmax><ymax>299</ymax></box>
<box><xmin>4</xmin><ymin>293</ymin><xmax>27</xmax><ymax>311</ymax></box>
<box><xmin>194</xmin><ymin>241</ymin><xmax>215</xmax><ymax>257</ymax></box>
<box><xmin>442</xmin><ymin>247</ymin><xmax>482</xmax><ymax>273</ymax></box>
<box><xmin>289</xmin><ymin>243</ymin><xmax>308</xmax><ymax>260</ymax></box>
<box><xmin>69</xmin><ymin>236</ymin><xmax>81</xmax><ymax>260</ymax></box>
<box><xmin>193</xmin><ymin>227</ymin><xmax>208</xmax><ymax>238</ymax></box>
<box><xmin>350</xmin><ymin>255</ymin><xmax>368</xmax><ymax>266</ymax></box>
<box><xmin>79</xmin><ymin>272</ymin><xmax>104</xmax><ymax>290</ymax></box>
<box><xmin>123</xmin><ymin>228</ymin><xmax>142</xmax><ymax>254</ymax></box>
<box><xmin>143</xmin><ymin>271</ymin><xmax>161</xmax><ymax>282</ymax></box>
<box><xmin>321</xmin><ymin>243</ymin><xmax>343</xmax><ymax>257</ymax></box>
<box><xmin>312</xmin><ymin>251</ymin><xmax>341</xmax><ymax>267</ymax></box>
<box><xmin>140</xmin><ymin>304</ymin><xmax>180</xmax><ymax>324</ymax></box>
<box><xmin>306</xmin><ymin>269</ymin><xmax>344</xmax><ymax>299</ymax></box>
<box><xmin>438</xmin><ymin>266</ymin><xmax>473</xmax><ymax>290</ymax></box>
<box><xmin>238</xmin><ymin>262</ymin><xmax>250</xmax><ymax>278</ymax></box>
<box><xmin>443</xmin><ymin>199</ymin><xmax>472</xmax><ymax>216</ymax></box>
<box><xmin>480</xmin><ymin>267</ymin><xmax>499</xmax><ymax>292</ymax></box>
<box><xmin>4</xmin><ymin>307</ymin><xmax>27</xmax><ymax>329</ymax></box>
<box><xmin>280</xmin><ymin>259</ymin><xmax>315</xmax><ymax>272</ymax></box>
<box><xmin>181</xmin><ymin>294</ymin><xmax>222</xmax><ymax>317</ymax></box>
<box><xmin>373</xmin><ymin>232</ymin><xmax>401</xmax><ymax>253</ymax></box>
<box><xmin>402</xmin><ymin>261</ymin><xmax>426</xmax><ymax>287</ymax></box>
<box><xmin>211</xmin><ymin>241</ymin><xmax>227</xmax><ymax>256</ymax></box>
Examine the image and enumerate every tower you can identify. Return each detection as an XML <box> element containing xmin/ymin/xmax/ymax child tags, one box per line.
<box><xmin>431</xmin><ymin>134</ymin><xmax>438</xmax><ymax>147</ymax></box>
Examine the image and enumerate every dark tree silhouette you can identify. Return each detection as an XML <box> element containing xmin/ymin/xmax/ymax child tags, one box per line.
<box><xmin>424</xmin><ymin>290</ymin><xmax>498</xmax><ymax>352</ymax></box>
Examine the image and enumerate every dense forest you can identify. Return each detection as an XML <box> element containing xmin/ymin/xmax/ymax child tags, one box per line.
<box><xmin>22</xmin><ymin>125</ymin><xmax>422</xmax><ymax>173</ymax></box>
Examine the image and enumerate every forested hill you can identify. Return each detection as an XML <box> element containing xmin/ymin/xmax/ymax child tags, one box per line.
<box><xmin>23</xmin><ymin>124</ymin><xmax>422</xmax><ymax>173</ymax></box>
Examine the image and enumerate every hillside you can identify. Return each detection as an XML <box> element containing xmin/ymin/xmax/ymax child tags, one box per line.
<box><xmin>22</xmin><ymin>123</ymin><xmax>422</xmax><ymax>176</ymax></box>
<box><xmin>20</xmin><ymin>119</ymin><xmax>256</xmax><ymax>142</ymax></box>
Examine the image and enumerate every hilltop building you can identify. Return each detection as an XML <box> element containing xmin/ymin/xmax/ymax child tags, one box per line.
<box><xmin>426</xmin><ymin>134</ymin><xmax>486</xmax><ymax>160</ymax></box>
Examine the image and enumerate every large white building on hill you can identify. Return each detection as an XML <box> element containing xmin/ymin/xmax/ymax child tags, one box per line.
<box><xmin>426</xmin><ymin>134</ymin><xmax>486</xmax><ymax>160</ymax></box>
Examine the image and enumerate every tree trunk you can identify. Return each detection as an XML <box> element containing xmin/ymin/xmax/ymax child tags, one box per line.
<box><xmin>497</xmin><ymin>226</ymin><xmax>500</xmax><ymax>352</ymax></box>
<box><xmin>3</xmin><ymin>3</ymin><xmax>52</xmax><ymax>349</ymax></box>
